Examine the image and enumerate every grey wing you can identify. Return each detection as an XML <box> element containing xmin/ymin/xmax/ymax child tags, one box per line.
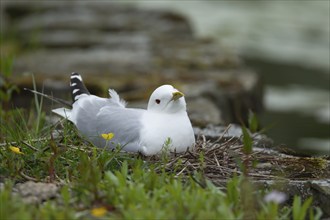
<box><xmin>72</xmin><ymin>95</ymin><xmax>109</xmax><ymax>139</ymax></box>
<box><xmin>71</xmin><ymin>94</ymin><xmax>144</xmax><ymax>152</ymax></box>
<box><xmin>94</xmin><ymin>106</ymin><xmax>144</xmax><ymax>152</ymax></box>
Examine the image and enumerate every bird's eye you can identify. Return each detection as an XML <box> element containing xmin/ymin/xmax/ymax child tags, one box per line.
<box><xmin>155</xmin><ymin>99</ymin><xmax>161</xmax><ymax>104</ymax></box>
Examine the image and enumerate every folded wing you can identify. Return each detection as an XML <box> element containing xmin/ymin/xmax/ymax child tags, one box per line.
<box><xmin>71</xmin><ymin>95</ymin><xmax>144</xmax><ymax>151</ymax></box>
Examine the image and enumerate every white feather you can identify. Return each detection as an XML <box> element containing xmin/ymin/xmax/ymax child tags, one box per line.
<box><xmin>73</xmin><ymin>89</ymin><xmax>80</xmax><ymax>94</ymax></box>
<box><xmin>70</xmin><ymin>74</ymin><xmax>82</xmax><ymax>81</ymax></box>
<box><xmin>108</xmin><ymin>89</ymin><xmax>127</xmax><ymax>107</ymax></box>
<box><xmin>52</xmin><ymin>108</ymin><xmax>73</xmax><ymax>121</ymax></box>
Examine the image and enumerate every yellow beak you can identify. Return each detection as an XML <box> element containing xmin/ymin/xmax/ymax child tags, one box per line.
<box><xmin>171</xmin><ymin>91</ymin><xmax>184</xmax><ymax>101</ymax></box>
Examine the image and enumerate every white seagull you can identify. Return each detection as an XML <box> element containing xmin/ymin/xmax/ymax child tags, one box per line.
<box><xmin>53</xmin><ymin>72</ymin><xmax>195</xmax><ymax>155</ymax></box>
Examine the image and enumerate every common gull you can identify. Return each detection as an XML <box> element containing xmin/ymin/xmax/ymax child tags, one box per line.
<box><xmin>53</xmin><ymin>72</ymin><xmax>195</xmax><ymax>155</ymax></box>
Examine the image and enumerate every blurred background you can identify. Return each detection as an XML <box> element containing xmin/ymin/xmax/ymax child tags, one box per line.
<box><xmin>1</xmin><ymin>1</ymin><xmax>329</xmax><ymax>155</ymax></box>
<box><xmin>130</xmin><ymin>1</ymin><xmax>330</xmax><ymax>154</ymax></box>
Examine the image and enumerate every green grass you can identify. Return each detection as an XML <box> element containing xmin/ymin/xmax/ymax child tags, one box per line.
<box><xmin>0</xmin><ymin>106</ymin><xmax>323</xmax><ymax>220</ymax></box>
<box><xmin>0</xmin><ymin>57</ymin><xmax>323</xmax><ymax>219</ymax></box>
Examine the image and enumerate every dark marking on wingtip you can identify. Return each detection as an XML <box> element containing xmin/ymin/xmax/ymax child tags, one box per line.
<box><xmin>70</xmin><ymin>72</ymin><xmax>90</xmax><ymax>102</ymax></box>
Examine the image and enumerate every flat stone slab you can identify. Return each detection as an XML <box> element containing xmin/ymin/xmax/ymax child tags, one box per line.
<box><xmin>3</xmin><ymin>1</ymin><xmax>263</xmax><ymax>126</ymax></box>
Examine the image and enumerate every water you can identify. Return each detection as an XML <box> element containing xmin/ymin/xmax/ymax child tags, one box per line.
<box><xmin>131</xmin><ymin>1</ymin><xmax>330</xmax><ymax>155</ymax></box>
<box><xmin>248</xmin><ymin>58</ymin><xmax>329</xmax><ymax>155</ymax></box>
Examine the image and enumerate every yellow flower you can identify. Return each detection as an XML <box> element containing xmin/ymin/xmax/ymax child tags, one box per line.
<box><xmin>9</xmin><ymin>146</ymin><xmax>24</xmax><ymax>154</ymax></box>
<box><xmin>101</xmin><ymin>133</ymin><xmax>114</xmax><ymax>141</ymax></box>
<box><xmin>91</xmin><ymin>206</ymin><xmax>107</xmax><ymax>217</ymax></box>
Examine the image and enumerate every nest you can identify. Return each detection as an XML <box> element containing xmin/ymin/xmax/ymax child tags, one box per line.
<box><xmin>147</xmin><ymin>132</ymin><xmax>330</xmax><ymax>185</ymax></box>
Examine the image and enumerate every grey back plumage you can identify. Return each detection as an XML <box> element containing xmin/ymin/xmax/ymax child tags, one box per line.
<box><xmin>95</xmin><ymin>106</ymin><xmax>144</xmax><ymax>151</ymax></box>
<box><xmin>71</xmin><ymin>94</ymin><xmax>144</xmax><ymax>151</ymax></box>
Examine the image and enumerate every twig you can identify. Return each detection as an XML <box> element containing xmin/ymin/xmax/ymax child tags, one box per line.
<box><xmin>175</xmin><ymin>166</ymin><xmax>187</xmax><ymax>177</ymax></box>
<box><xmin>213</xmin><ymin>124</ymin><xmax>232</xmax><ymax>144</ymax></box>
<box><xmin>0</xmin><ymin>137</ymin><xmax>52</xmax><ymax>147</ymax></box>
<box><xmin>24</xmin><ymin>88</ymin><xmax>72</xmax><ymax>107</ymax></box>
<box><xmin>20</xmin><ymin>171</ymin><xmax>38</xmax><ymax>182</ymax></box>
<box><xmin>214</xmin><ymin>153</ymin><xmax>221</xmax><ymax>167</ymax></box>
<box><xmin>21</xmin><ymin>141</ymin><xmax>40</xmax><ymax>152</ymax></box>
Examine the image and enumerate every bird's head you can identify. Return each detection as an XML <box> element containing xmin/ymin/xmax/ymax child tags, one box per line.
<box><xmin>147</xmin><ymin>85</ymin><xmax>186</xmax><ymax>113</ymax></box>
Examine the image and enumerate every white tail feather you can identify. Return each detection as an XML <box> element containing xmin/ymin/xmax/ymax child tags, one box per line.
<box><xmin>52</xmin><ymin>108</ymin><xmax>73</xmax><ymax>121</ymax></box>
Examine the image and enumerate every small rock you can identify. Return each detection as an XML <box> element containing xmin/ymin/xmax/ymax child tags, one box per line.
<box><xmin>193</xmin><ymin>124</ymin><xmax>243</xmax><ymax>139</ymax></box>
<box><xmin>194</xmin><ymin>124</ymin><xmax>274</xmax><ymax>149</ymax></box>
<box><xmin>311</xmin><ymin>180</ymin><xmax>330</xmax><ymax>216</ymax></box>
<box><xmin>15</xmin><ymin>181</ymin><xmax>59</xmax><ymax>204</ymax></box>
<box><xmin>188</xmin><ymin>97</ymin><xmax>222</xmax><ymax>126</ymax></box>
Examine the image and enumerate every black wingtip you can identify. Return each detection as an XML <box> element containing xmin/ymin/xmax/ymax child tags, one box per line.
<box><xmin>71</xmin><ymin>72</ymin><xmax>79</xmax><ymax>76</ymax></box>
<box><xmin>70</xmin><ymin>72</ymin><xmax>90</xmax><ymax>102</ymax></box>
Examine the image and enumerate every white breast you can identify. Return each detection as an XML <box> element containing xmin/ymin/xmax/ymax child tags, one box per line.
<box><xmin>139</xmin><ymin>111</ymin><xmax>195</xmax><ymax>155</ymax></box>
